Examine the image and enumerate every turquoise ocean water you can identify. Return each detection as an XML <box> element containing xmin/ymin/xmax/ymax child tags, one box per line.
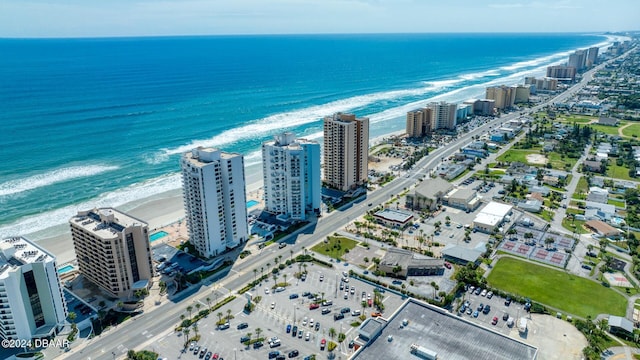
<box><xmin>0</xmin><ymin>33</ymin><xmax>612</xmax><ymax>236</ymax></box>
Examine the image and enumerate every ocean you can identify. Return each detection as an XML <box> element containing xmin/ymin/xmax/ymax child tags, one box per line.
<box><xmin>0</xmin><ymin>33</ymin><xmax>612</xmax><ymax>238</ymax></box>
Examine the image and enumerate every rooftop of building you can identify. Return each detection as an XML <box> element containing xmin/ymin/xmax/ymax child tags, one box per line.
<box><xmin>441</xmin><ymin>245</ymin><xmax>483</xmax><ymax>263</ymax></box>
<box><xmin>182</xmin><ymin>146</ymin><xmax>242</xmax><ymax>166</ymax></box>
<box><xmin>373</xmin><ymin>209</ymin><xmax>414</xmax><ymax>224</ymax></box>
<box><xmin>0</xmin><ymin>236</ymin><xmax>55</xmax><ymax>277</ymax></box>
<box><xmin>379</xmin><ymin>247</ymin><xmax>444</xmax><ymax>269</ymax></box>
<box><xmin>352</xmin><ymin>299</ymin><xmax>537</xmax><ymax>360</ymax></box>
<box><xmin>446</xmin><ymin>188</ymin><xmax>476</xmax><ymax>201</ymax></box>
<box><xmin>413</xmin><ymin>177</ymin><xmax>453</xmax><ymax>199</ymax></box>
<box><xmin>70</xmin><ymin>208</ymin><xmax>148</xmax><ymax>239</ymax></box>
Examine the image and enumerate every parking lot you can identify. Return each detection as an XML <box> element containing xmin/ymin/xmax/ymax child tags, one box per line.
<box><xmin>150</xmin><ymin>263</ymin><xmax>406</xmax><ymax>359</ymax></box>
<box><xmin>456</xmin><ymin>284</ymin><xmax>524</xmax><ymax>336</ymax></box>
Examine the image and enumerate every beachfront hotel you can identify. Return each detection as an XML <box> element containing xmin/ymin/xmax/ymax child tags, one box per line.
<box><xmin>0</xmin><ymin>236</ymin><xmax>68</xmax><ymax>341</ymax></box>
<box><xmin>181</xmin><ymin>147</ymin><xmax>248</xmax><ymax>258</ymax></box>
<box><xmin>262</xmin><ymin>132</ymin><xmax>321</xmax><ymax>220</ymax></box>
<box><xmin>406</xmin><ymin>108</ymin><xmax>432</xmax><ymax>138</ymax></box>
<box><xmin>323</xmin><ymin>112</ymin><xmax>369</xmax><ymax>191</ymax></box>
<box><xmin>485</xmin><ymin>85</ymin><xmax>516</xmax><ymax>111</ymax></box>
<box><xmin>69</xmin><ymin>208</ymin><xmax>154</xmax><ymax>298</ymax></box>
<box><xmin>428</xmin><ymin>101</ymin><xmax>458</xmax><ymax>130</ymax></box>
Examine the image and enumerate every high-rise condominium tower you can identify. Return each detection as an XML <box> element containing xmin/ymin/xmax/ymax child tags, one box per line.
<box><xmin>70</xmin><ymin>208</ymin><xmax>154</xmax><ymax>298</ymax></box>
<box><xmin>0</xmin><ymin>236</ymin><xmax>68</xmax><ymax>341</ymax></box>
<box><xmin>323</xmin><ymin>113</ymin><xmax>369</xmax><ymax>191</ymax></box>
<box><xmin>262</xmin><ymin>132</ymin><xmax>321</xmax><ymax>220</ymax></box>
<box><xmin>181</xmin><ymin>147</ymin><xmax>248</xmax><ymax>258</ymax></box>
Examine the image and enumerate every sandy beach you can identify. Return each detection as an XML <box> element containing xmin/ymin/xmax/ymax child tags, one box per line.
<box><xmin>28</xmin><ymin>129</ymin><xmax>403</xmax><ymax>265</ymax></box>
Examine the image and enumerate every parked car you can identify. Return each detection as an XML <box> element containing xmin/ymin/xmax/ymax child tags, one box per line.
<box><xmin>321</xmin><ymin>308</ymin><xmax>331</xmax><ymax>315</ymax></box>
<box><xmin>503</xmin><ymin>313</ymin><xmax>509</xmax><ymax>321</ymax></box>
<box><xmin>289</xmin><ymin>293</ymin><xmax>299</xmax><ymax>299</ymax></box>
<box><xmin>291</xmin><ymin>326</ymin><xmax>298</xmax><ymax>337</ymax></box>
<box><xmin>286</xmin><ymin>324</ymin><xmax>292</xmax><ymax>333</ymax></box>
<box><xmin>237</xmin><ymin>322</ymin><xmax>248</xmax><ymax>330</ymax></box>
<box><xmin>253</xmin><ymin>341</ymin><xmax>263</xmax><ymax>349</ymax></box>
<box><xmin>309</xmin><ymin>303</ymin><xmax>319</xmax><ymax>310</ymax></box>
<box><xmin>315</xmin><ymin>322</ymin><xmax>320</xmax><ymax>331</ymax></box>
<box><xmin>288</xmin><ymin>350</ymin><xmax>299</xmax><ymax>358</ymax></box>
<box><xmin>334</xmin><ymin>313</ymin><xmax>344</xmax><ymax>321</ymax></box>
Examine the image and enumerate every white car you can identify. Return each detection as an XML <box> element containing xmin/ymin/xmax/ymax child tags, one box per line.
<box><xmin>480</xmin><ymin>289</ymin><xmax>487</xmax><ymax>297</ymax></box>
<box><xmin>302</xmin><ymin>317</ymin><xmax>308</xmax><ymax>326</ymax></box>
<box><xmin>344</xmin><ymin>292</ymin><xmax>349</xmax><ymax>299</ymax></box>
<box><xmin>271</xmin><ymin>302</ymin><xmax>276</xmax><ymax>309</ymax></box>
<box><xmin>265</xmin><ymin>288</ymin><xmax>270</xmax><ymax>294</ymax></box>
<box><xmin>367</xmin><ymin>293</ymin><xmax>371</xmax><ymax>300</ymax></box>
<box><xmin>305</xmin><ymin>332</ymin><xmax>311</xmax><ymax>341</ymax></box>
<box><xmin>350</xmin><ymin>286</ymin><xmax>355</xmax><ymax>294</ymax></box>
<box><xmin>309</xmin><ymin>318</ymin><xmax>314</xmax><ymax>327</ymax></box>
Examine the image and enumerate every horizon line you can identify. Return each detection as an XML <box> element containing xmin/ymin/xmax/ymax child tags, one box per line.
<box><xmin>0</xmin><ymin>30</ymin><xmax>633</xmax><ymax>41</ymax></box>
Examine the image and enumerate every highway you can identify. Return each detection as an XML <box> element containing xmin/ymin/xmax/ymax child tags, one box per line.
<box><xmin>63</xmin><ymin>56</ymin><xmax>613</xmax><ymax>360</ymax></box>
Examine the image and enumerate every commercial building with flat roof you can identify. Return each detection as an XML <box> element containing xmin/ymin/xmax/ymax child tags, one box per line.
<box><xmin>406</xmin><ymin>177</ymin><xmax>453</xmax><ymax>211</ymax></box>
<box><xmin>473</xmin><ymin>201</ymin><xmax>513</xmax><ymax>233</ymax></box>
<box><xmin>352</xmin><ymin>298</ymin><xmax>538</xmax><ymax>360</ymax></box>
<box><xmin>486</xmin><ymin>85</ymin><xmax>516</xmax><ymax>110</ymax></box>
<box><xmin>70</xmin><ymin>208</ymin><xmax>154</xmax><ymax>298</ymax></box>
<box><xmin>444</xmin><ymin>188</ymin><xmax>481</xmax><ymax>212</ymax></box>
<box><xmin>378</xmin><ymin>248</ymin><xmax>444</xmax><ymax>278</ymax></box>
<box><xmin>373</xmin><ymin>209</ymin><xmax>414</xmax><ymax>228</ymax></box>
<box><xmin>0</xmin><ymin>237</ymin><xmax>68</xmax><ymax>341</ymax></box>
<box><xmin>323</xmin><ymin>112</ymin><xmax>369</xmax><ymax>191</ymax></box>
<box><xmin>429</xmin><ymin>101</ymin><xmax>457</xmax><ymax>130</ymax></box>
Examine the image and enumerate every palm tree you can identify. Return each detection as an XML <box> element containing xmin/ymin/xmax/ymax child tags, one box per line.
<box><xmin>226</xmin><ymin>309</ymin><xmax>232</xmax><ymax>322</ymax></box>
<box><xmin>290</xmin><ymin>249</ymin><xmax>294</xmax><ymax>263</ymax></box>
<box><xmin>273</xmin><ymin>273</ymin><xmax>278</xmax><ymax>285</ymax></box>
<box><xmin>321</xmin><ymin>292</ymin><xmax>325</xmax><ymax>302</ymax></box>
<box><xmin>206</xmin><ymin>297</ymin><xmax>211</xmax><ymax>311</ymax></box>
<box><xmin>253</xmin><ymin>269</ymin><xmax>258</xmax><ymax>284</ymax></box>
<box><xmin>193</xmin><ymin>323</ymin><xmax>199</xmax><ymax>339</ymax></box>
<box><xmin>186</xmin><ymin>305</ymin><xmax>193</xmax><ymax>320</ymax></box>
<box><xmin>328</xmin><ymin>327</ymin><xmax>336</xmax><ymax>339</ymax></box>
<box><xmin>217</xmin><ymin>312</ymin><xmax>223</xmax><ymax>324</ymax></box>
<box><xmin>255</xmin><ymin>327</ymin><xmax>262</xmax><ymax>341</ymax></box>
<box><xmin>183</xmin><ymin>327</ymin><xmax>191</xmax><ymax>348</ymax></box>
<box><xmin>303</xmin><ymin>264</ymin><xmax>308</xmax><ymax>274</ymax></box>
<box><xmin>261</xmin><ymin>266</ymin><xmax>264</xmax><ymax>280</ymax></box>
<box><xmin>195</xmin><ymin>303</ymin><xmax>201</xmax><ymax>314</ymax></box>
<box><xmin>283</xmin><ymin>274</ymin><xmax>288</xmax><ymax>285</ymax></box>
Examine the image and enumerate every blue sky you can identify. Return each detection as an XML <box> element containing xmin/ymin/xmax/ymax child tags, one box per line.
<box><xmin>1</xmin><ymin>0</ymin><xmax>638</xmax><ymax>38</ymax></box>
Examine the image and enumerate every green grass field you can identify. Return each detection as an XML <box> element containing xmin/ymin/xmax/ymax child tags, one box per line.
<box><xmin>562</xmin><ymin>218</ymin><xmax>589</xmax><ymax>234</ymax></box>
<box><xmin>622</xmin><ymin>124</ymin><xmax>640</xmax><ymax>138</ymax></box>
<box><xmin>572</xmin><ymin>176</ymin><xmax>589</xmax><ymax>200</ymax></box>
<box><xmin>608</xmin><ymin>198</ymin><xmax>626</xmax><ymax>208</ymax></box>
<box><xmin>547</xmin><ymin>152</ymin><xmax>577</xmax><ymax>170</ymax></box>
<box><xmin>487</xmin><ymin>257</ymin><xmax>627</xmax><ymax>318</ymax></box>
<box><xmin>496</xmin><ymin>149</ymin><xmax>540</xmax><ymax>164</ymax></box>
<box><xmin>311</xmin><ymin>236</ymin><xmax>358</xmax><ymax>260</ymax></box>
<box><xmin>559</xmin><ymin>115</ymin><xmax>595</xmax><ymax>123</ymax></box>
<box><xmin>606</xmin><ymin>162</ymin><xmax>634</xmax><ymax>181</ymax></box>
<box><xmin>589</xmin><ymin>124</ymin><xmax>623</xmax><ymax>136</ymax></box>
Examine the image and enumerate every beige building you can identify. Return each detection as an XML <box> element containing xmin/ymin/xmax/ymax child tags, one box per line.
<box><xmin>323</xmin><ymin>112</ymin><xmax>369</xmax><ymax>191</ymax></box>
<box><xmin>406</xmin><ymin>108</ymin><xmax>431</xmax><ymax>138</ymax></box>
<box><xmin>406</xmin><ymin>177</ymin><xmax>453</xmax><ymax>211</ymax></box>
<box><xmin>514</xmin><ymin>85</ymin><xmax>530</xmax><ymax>104</ymax></box>
<box><xmin>429</xmin><ymin>102</ymin><xmax>457</xmax><ymax>130</ymax></box>
<box><xmin>70</xmin><ymin>208</ymin><xmax>153</xmax><ymax>298</ymax></box>
<box><xmin>486</xmin><ymin>85</ymin><xmax>516</xmax><ymax>110</ymax></box>
<box><xmin>546</xmin><ymin>65</ymin><xmax>576</xmax><ymax>81</ymax></box>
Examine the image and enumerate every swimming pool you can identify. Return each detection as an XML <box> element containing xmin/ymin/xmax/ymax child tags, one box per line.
<box><xmin>150</xmin><ymin>231</ymin><xmax>169</xmax><ymax>242</ymax></box>
<box><xmin>58</xmin><ymin>264</ymin><xmax>75</xmax><ymax>274</ymax></box>
<box><xmin>247</xmin><ymin>200</ymin><xmax>259</xmax><ymax>208</ymax></box>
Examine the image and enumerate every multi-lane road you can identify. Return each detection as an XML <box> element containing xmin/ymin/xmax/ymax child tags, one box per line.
<box><xmin>63</xmin><ymin>54</ymin><xmax>615</xmax><ymax>360</ymax></box>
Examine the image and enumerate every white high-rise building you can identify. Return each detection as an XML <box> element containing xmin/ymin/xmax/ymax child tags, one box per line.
<box><xmin>181</xmin><ymin>147</ymin><xmax>248</xmax><ymax>258</ymax></box>
<box><xmin>428</xmin><ymin>101</ymin><xmax>458</xmax><ymax>130</ymax></box>
<box><xmin>262</xmin><ymin>132</ymin><xmax>321</xmax><ymax>220</ymax></box>
<box><xmin>0</xmin><ymin>237</ymin><xmax>68</xmax><ymax>341</ymax></box>
<box><xmin>323</xmin><ymin>113</ymin><xmax>369</xmax><ymax>191</ymax></box>
<box><xmin>70</xmin><ymin>208</ymin><xmax>154</xmax><ymax>298</ymax></box>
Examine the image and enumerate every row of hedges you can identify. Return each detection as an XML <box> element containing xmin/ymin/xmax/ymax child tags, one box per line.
<box><xmin>175</xmin><ymin>295</ymin><xmax>236</xmax><ymax>331</ymax></box>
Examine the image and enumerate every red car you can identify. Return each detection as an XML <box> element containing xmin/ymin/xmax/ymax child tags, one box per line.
<box><xmin>212</xmin><ymin>354</ymin><xmax>219</xmax><ymax>360</ymax></box>
<box><xmin>320</xmin><ymin>338</ymin><xmax>326</xmax><ymax>350</ymax></box>
<box><xmin>492</xmin><ymin>316</ymin><xmax>499</xmax><ymax>325</ymax></box>
<box><xmin>444</xmin><ymin>262</ymin><xmax>452</xmax><ymax>269</ymax></box>
<box><xmin>309</xmin><ymin>303</ymin><xmax>319</xmax><ymax>310</ymax></box>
